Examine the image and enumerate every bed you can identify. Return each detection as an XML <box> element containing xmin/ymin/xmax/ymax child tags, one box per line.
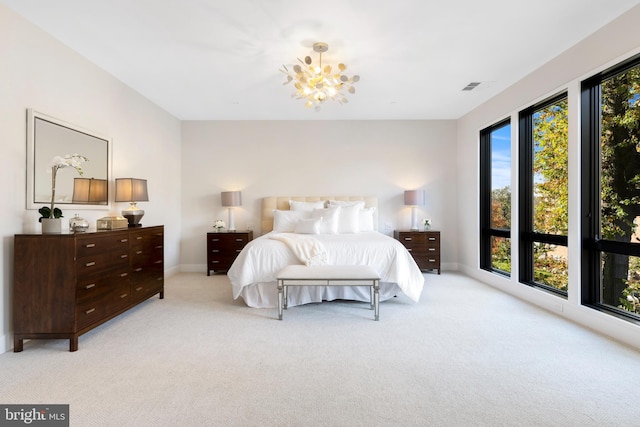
<box><xmin>227</xmin><ymin>196</ymin><xmax>425</xmax><ymax>308</ymax></box>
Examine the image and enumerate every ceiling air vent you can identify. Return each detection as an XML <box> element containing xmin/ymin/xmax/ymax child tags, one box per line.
<box><xmin>462</xmin><ymin>82</ymin><xmax>481</xmax><ymax>91</ymax></box>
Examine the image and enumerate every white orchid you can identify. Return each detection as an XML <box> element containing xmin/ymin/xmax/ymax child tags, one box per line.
<box><xmin>213</xmin><ymin>220</ymin><xmax>226</xmax><ymax>230</ymax></box>
<box><xmin>42</xmin><ymin>154</ymin><xmax>88</xmax><ymax>219</ymax></box>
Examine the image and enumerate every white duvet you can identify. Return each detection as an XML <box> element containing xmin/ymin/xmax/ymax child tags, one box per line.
<box><xmin>227</xmin><ymin>231</ymin><xmax>425</xmax><ymax>308</ymax></box>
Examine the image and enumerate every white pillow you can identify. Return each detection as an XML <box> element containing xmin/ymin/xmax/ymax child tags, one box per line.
<box><xmin>311</xmin><ymin>206</ymin><xmax>341</xmax><ymax>234</ymax></box>
<box><xmin>273</xmin><ymin>210</ymin><xmax>306</xmax><ymax>232</ymax></box>
<box><xmin>328</xmin><ymin>200</ymin><xmax>365</xmax><ymax>209</ymax></box>
<box><xmin>289</xmin><ymin>200</ymin><xmax>326</xmax><ymax>211</ymax></box>
<box><xmin>294</xmin><ymin>218</ymin><xmax>321</xmax><ymax>234</ymax></box>
<box><xmin>337</xmin><ymin>205</ymin><xmax>361</xmax><ymax>233</ymax></box>
<box><xmin>359</xmin><ymin>207</ymin><xmax>376</xmax><ymax>232</ymax></box>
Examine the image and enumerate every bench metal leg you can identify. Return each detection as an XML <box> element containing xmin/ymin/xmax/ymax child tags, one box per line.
<box><xmin>373</xmin><ymin>279</ymin><xmax>380</xmax><ymax>321</ymax></box>
<box><xmin>277</xmin><ymin>280</ymin><xmax>284</xmax><ymax>320</ymax></box>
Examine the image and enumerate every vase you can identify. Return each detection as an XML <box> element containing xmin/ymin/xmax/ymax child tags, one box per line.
<box><xmin>41</xmin><ymin>218</ymin><xmax>62</xmax><ymax>234</ymax></box>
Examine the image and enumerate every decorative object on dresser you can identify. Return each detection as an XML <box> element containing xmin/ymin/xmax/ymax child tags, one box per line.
<box><xmin>207</xmin><ymin>230</ymin><xmax>253</xmax><ymax>275</ymax></box>
<box><xmin>39</xmin><ymin>154</ymin><xmax>89</xmax><ymax>234</ymax></box>
<box><xmin>13</xmin><ymin>225</ymin><xmax>164</xmax><ymax>352</ymax></box>
<box><xmin>221</xmin><ymin>191</ymin><xmax>242</xmax><ymax>232</ymax></box>
<box><xmin>115</xmin><ymin>178</ymin><xmax>149</xmax><ymax>227</ymax></box>
<box><xmin>404</xmin><ymin>189</ymin><xmax>425</xmax><ymax>231</ymax></box>
<box><xmin>394</xmin><ymin>230</ymin><xmax>441</xmax><ymax>274</ymax></box>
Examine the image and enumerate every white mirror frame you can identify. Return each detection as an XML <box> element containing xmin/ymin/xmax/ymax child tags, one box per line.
<box><xmin>26</xmin><ymin>109</ymin><xmax>112</xmax><ymax>211</ymax></box>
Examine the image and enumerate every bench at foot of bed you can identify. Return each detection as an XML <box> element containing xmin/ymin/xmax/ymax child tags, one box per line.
<box><xmin>276</xmin><ymin>265</ymin><xmax>381</xmax><ymax>321</ymax></box>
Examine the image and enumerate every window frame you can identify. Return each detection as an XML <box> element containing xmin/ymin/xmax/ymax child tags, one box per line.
<box><xmin>518</xmin><ymin>92</ymin><xmax>569</xmax><ymax>296</ymax></box>
<box><xmin>480</xmin><ymin>118</ymin><xmax>511</xmax><ymax>275</ymax></box>
<box><xmin>581</xmin><ymin>52</ymin><xmax>640</xmax><ymax>322</ymax></box>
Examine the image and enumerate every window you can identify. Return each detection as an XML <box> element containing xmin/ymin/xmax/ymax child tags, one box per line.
<box><xmin>519</xmin><ymin>94</ymin><xmax>569</xmax><ymax>295</ymax></box>
<box><xmin>480</xmin><ymin>120</ymin><xmax>512</xmax><ymax>275</ymax></box>
<box><xmin>582</xmin><ymin>53</ymin><xmax>640</xmax><ymax>320</ymax></box>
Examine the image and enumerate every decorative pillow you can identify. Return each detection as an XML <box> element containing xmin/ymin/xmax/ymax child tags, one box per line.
<box><xmin>328</xmin><ymin>200</ymin><xmax>365</xmax><ymax>209</ymax></box>
<box><xmin>311</xmin><ymin>206</ymin><xmax>341</xmax><ymax>234</ymax></box>
<box><xmin>273</xmin><ymin>210</ymin><xmax>306</xmax><ymax>232</ymax></box>
<box><xmin>359</xmin><ymin>207</ymin><xmax>376</xmax><ymax>232</ymax></box>
<box><xmin>289</xmin><ymin>200</ymin><xmax>326</xmax><ymax>211</ymax></box>
<box><xmin>294</xmin><ymin>218</ymin><xmax>322</xmax><ymax>234</ymax></box>
<box><xmin>337</xmin><ymin>205</ymin><xmax>361</xmax><ymax>233</ymax></box>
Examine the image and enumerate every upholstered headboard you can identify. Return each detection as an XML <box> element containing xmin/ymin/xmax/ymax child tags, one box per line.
<box><xmin>261</xmin><ymin>196</ymin><xmax>378</xmax><ymax>233</ymax></box>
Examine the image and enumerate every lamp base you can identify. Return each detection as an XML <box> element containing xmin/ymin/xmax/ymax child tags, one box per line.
<box><xmin>122</xmin><ymin>203</ymin><xmax>144</xmax><ymax>228</ymax></box>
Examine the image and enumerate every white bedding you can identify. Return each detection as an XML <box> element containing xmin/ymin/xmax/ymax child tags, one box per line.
<box><xmin>228</xmin><ymin>231</ymin><xmax>425</xmax><ymax>308</ymax></box>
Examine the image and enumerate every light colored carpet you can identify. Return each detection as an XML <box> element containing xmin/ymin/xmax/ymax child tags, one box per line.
<box><xmin>1</xmin><ymin>272</ymin><xmax>639</xmax><ymax>427</ymax></box>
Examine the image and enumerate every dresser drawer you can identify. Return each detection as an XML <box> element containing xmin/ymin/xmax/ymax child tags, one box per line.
<box><xmin>208</xmin><ymin>234</ymin><xmax>250</xmax><ymax>250</ymax></box>
<box><xmin>76</xmin><ymin>232</ymin><xmax>130</xmax><ymax>258</ymax></box>
<box><xmin>76</xmin><ymin>250</ymin><xmax>129</xmax><ymax>278</ymax></box>
<box><xmin>76</xmin><ymin>281</ymin><xmax>130</xmax><ymax>330</ymax></box>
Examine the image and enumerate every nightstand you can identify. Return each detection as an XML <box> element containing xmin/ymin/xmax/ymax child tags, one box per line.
<box><xmin>207</xmin><ymin>230</ymin><xmax>253</xmax><ymax>275</ymax></box>
<box><xmin>394</xmin><ymin>230</ymin><xmax>441</xmax><ymax>274</ymax></box>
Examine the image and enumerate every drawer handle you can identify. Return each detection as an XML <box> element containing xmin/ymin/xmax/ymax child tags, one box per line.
<box><xmin>135</xmin><ymin>286</ymin><xmax>143</xmax><ymax>292</ymax></box>
<box><xmin>235</xmin><ymin>238</ymin><xmax>244</xmax><ymax>242</ymax></box>
<box><xmin>212</xmin><ymin>260</ymin><xmax>219</xmax><ymax>264</ymax></box>
<box><xmin>236</xmin><ymin>249</ymin><xmax>242</xmax><ymax>253</ymax></box>
<box><xmin>85</xmin><ymin>283</ymin><xmax>96</xmax><ymax>289</ymax></box>
<box><xmin>121</xmin><ymin>239</ymin><xmax>128</xmax><ymax>243</ymax></box>
<box><xmin>407</xmin><ymin>248</ymin><xmax>412</xmax><ymax>252</ymax></box>
<box><xmin>120</xmin><ymin>273</ymin><xmax>128</xmax><ymax>277</ymax></box>
<box><xmin>136</xmin><ymin>250</ymin><xmax>143</xmax><ymax>254</ymax></box>
<box><xmin>85</xmin><ymin>308</ymin><xmax>96</xmax><ymax>314</ymax></box>
<box><xmin>428</xmin><ymin>248</ymin><xmax>436</xmax><ymax>252</ymax></box>
<box><xmin>211</xmin><ymin>249</ymin><xmax>220</xmax><ymax>253</ymax></box>
<box><xmin>137</xmin><ymin>236</ymin><xmax>143</xmax><ymax>240</ymax></box>
<box><xmin>428</xmin><ymin>237</ymin><xmax>436</xmax><ymax>241</ymax></box>
<box><xmin>154</xmin><ymin>260</ymin><xmax>163</xmax><ymax>264</ymax></box>
<box><xmin>429</xmin><ymin>259</ymin><xmax>436</xmax><ymax>262</ymax></box>
<box><xmin>120</xmin><ymin>293</ymin><xmax>129</xmax><ymax>299</ymax></box>
<box><xmin>135</xmin><ymin>267</ymin><xmax>143</xmax><ymax>272</ymax></box>
<box><xmin>86</xmin><ymin>261</ymin><xmax>96</xmax><ymax>267</ymax></box>
<box><xmin>211</xmin><ymin>238</ymin><xmax>220</xmax><ymax>242</ymax></box>
<box><xmin>85</xmin><ymin>243</ymin><xmax>96</xmax><ymax>248</ymax></box>
<box><xmin>120</xmin><ymin>254</ymin><xmax>128</xmax><ymax>259</ymax></box>
<box><xmin>157</xmin><ymin>277</ymin><xmax>163</xmax><ymax>281</ymax></box>
<box><xmin>404</xmin><ymin>237</ymin><xmax>412</xmax><ymax>241</ymax></box>
<box><xmin>155</xmin><ymin>245</ymin><xmax>163</xmax><ymax>249</ymax></box>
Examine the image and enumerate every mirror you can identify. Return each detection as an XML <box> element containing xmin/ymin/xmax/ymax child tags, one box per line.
<box><xmin>26</xmin><ymin>109</ymin><xmax>111</xmax><ymax>210</ymax></box>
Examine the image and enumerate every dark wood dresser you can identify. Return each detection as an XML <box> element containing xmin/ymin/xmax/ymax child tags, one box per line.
<box><xmin>13</xmin><ymin>225</ymin><xmax>164</xmax><ymax>352</ymax></box>
<box><xmin>207</xmin><ymin>230</ymin><xmax>253</xmax><ymax>275</ymax></box>
<box><xmin>394</xmin><ymin>230</ymin><xmax>441</xmax><ymax>274</ymax></box>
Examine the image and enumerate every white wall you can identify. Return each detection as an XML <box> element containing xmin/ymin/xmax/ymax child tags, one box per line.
<box><xmin>180</xmin><ymin>120</ymin><xmax>458</xmax><ymax>271</ymax></box>
<box><xmin>0</xmin><ymin>5</ymin><xmax>182</xmax><ymax>353</ymax></box>
<box><xmin>457</xmin><ymin>4</ymin><xmax>640</xmax><ymax>349</ymax></box>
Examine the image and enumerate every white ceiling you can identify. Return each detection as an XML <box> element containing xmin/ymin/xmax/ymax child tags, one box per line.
<box><xmin>3</xmin><ymin>0</ymin><xmax>640</xmax><ymax>120</ymax></box>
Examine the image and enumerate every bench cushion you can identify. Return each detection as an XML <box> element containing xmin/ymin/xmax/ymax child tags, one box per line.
<box><xmin>277</xmin><ymin>265</ymin><xmax>380</xmax><ymax>281</ymax></box>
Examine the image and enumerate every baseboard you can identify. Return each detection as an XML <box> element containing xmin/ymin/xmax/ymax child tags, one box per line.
<box><xmin>0</xmin><ymin>332</ymin><xmax>8</xmax><ymax>354</ymax></box>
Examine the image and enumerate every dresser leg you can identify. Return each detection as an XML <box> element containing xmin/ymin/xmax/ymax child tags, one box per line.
<box><xmin>14</xmin><ymin>337</ymin><xmax>23</xmax><ymax>352</ymax></box>
<box><xmin>159</xmin><ymin>290</ymin><xmax>165</xmax><ymax>299</ymax></box>
<box><xmin>69</xmin><ymin>337</ymin><xmax>78</xmax><ymax>352</ymax></box>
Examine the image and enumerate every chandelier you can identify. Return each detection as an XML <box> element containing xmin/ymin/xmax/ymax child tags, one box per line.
<box><xmin>280</xmin><ymin>42</ymin><xmax>360</xmax><ymax>109</ymax></box>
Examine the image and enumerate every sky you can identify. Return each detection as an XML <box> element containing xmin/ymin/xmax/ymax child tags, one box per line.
<box><xmin>491</xmin><ymin>124</ymin><xmax>511</xmax><ymax>190</ymax></box>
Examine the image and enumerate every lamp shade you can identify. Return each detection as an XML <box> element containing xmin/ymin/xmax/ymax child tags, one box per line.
<box><xmin>72</xmin><ymin>178</ymin><xmax>108</xmax><ymax>204</ymax></box>
<box><xmin>221</xmin><ymin>191</ymin><xmax>242</xmax><ymax>207</ymax></box>
<box><xmin>404</xmin><ymin>190</ymin><xmax>425</xmax><ymax>206</ymax></box>
<box><xmin>115</xmin><ymin>178</ymin><xmax>149</xmax><ymax>202</ymax></box>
